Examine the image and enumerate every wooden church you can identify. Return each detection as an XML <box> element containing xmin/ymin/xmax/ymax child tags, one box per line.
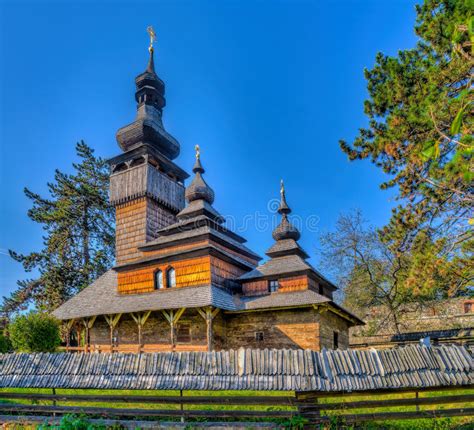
<box><xmin>53</xmin><ymin>33</ymin><xmax>363</xmax><ymax>353</ymax></box>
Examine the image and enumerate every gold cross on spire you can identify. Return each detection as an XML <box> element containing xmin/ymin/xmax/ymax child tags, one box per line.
<box><xmin>195</xmin><ymin>144</ymin><xmax>200</xmax><ymax>159</ymax></box>
<box><xmin>146</xmin><ymin>26</ymin><xmax>157</xmax><ymax>53</ymax></box>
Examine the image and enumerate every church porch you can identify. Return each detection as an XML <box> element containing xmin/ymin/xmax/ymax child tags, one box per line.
<box><xmin>63</xmin><ymin>306</ymin><xmax>223</xmax><ymax>354</ymax></box>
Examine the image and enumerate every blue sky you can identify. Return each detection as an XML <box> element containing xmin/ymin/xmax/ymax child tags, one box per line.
<box><xmin>0</xmin><ymin>0</ymin><xmax>419</xmax><ymax>298</ymax></box>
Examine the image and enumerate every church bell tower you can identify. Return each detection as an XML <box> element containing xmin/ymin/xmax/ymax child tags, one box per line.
<box><xmin>108</xmin><ymin>28</ymin><xmax>188</xmax><ymax>264</ymax></box>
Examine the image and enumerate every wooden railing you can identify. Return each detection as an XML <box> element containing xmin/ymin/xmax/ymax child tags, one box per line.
<box><xmin>0</xmin><ymin>386</ymin><xmax>472</xmax><ymax>426</ymax></box>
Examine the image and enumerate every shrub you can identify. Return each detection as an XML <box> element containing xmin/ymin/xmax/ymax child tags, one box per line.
<box><xmin>9</xmin><ymin>311</ymin><xmax>60</xmax><ymax>352</ymax></box>
<box><xmin>38</xmin><ymin>414</ymin><xmax>109</xmax><ymax>429</ymax></box>
<box><xmin>0</xmin><ymin>332</ymin><xmax>12</xmax><ymax>353</ymax></box>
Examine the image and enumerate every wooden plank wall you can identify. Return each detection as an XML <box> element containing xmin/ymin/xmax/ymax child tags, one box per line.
<box><xmin>224</xmin><ymin>308</ymin><xmax>319</xmax><ymax>350</ymax></box>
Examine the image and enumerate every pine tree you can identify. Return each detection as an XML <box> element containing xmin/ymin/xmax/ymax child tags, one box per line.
<box><xmin>339</xmin><ymin>0</ymin><xmax>473</xmax><ymax>297</ymax></box>
<box><xmin>2</xmin><ymin>141</ymin><xmax>115</xmax><ymax>315</ymax></box>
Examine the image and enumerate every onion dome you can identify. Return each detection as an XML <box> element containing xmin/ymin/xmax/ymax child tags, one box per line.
<box><xmin>272</xmin><ymin>180</ymin><xmax>300</xmax><ymax>241</ymax></box>
<box><xmin>185</xmin><ymin>145</ymin><xmax>215</xmax><ymax>204</ymax></box>
<box><xmin>116</xmin><ymin>28</ymin><xmax>180</xmax><ymax>160</ymax></box>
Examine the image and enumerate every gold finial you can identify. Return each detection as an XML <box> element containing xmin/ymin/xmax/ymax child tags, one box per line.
<box><xmin>147</xmin><ymin>26</ymin><xmax>157</xmax><ymax>53</ymax></box>
<box><xmin>280</xmin><ymin>179</ymin><xmax>285</xmax><ymax>195</ymax></box>
<box><xmin>195</xmin><ymin>144</ymin><xmax>200</xmax><ymax>159</ymax></box>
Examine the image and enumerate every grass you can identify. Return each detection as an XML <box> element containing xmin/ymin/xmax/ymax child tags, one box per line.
<box><xmin>0</xmin><ymin>387</ymin><xmax>473</xmax><ymax>429</ymax></box>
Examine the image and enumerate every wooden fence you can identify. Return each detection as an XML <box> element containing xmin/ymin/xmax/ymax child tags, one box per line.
<box><xmin>0</xmin><ymin>386</ymin><xmax>472</xmax><ymax>426</ymax></box>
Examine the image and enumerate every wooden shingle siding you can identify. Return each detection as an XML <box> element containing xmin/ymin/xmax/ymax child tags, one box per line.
<box><xmin>242</xmin><ymin>280</ymin><xmax>268</xmax><ymax>296</ymax></box>
<box><xmin>115</xmin><ymin>197</ymin><xmax>177</xmax><ymax>265</ymax></box>
<box><xmin>242</xmin><ymin>275</ymin><xmax>310</xmax><ymax>296</ymax></box>
<box><xmin>279</xmin><ymin>275</ymin><xmax>308</xmax><ymax>292</ymax></box>
<box><xmin>118</xmin><ymin>256</ymin><xmax>212</xmax><ymax>294</ymax></box>
<box><xmin>115</xmin><ymin>198</ymin><xmax>148</xmax><ymax>264</ymax></box>
<box><xmin>209</xmin><ymin>240</ymin><xmax>260</xmax><ymax>266</ymax></box>
<box><xmin>0</xmin><ymin>345</ymin><xmax>472</xmax><ymax>391</ymax></box>
<box><xmin>210</xmin><ymin>256</ymin><xmax>247</xmax><ymax>288</ymax></box>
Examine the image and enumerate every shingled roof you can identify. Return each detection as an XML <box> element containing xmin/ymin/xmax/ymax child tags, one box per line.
<box><xmin>52</xmin><ymin>271</ymin><xmax>239</xmax><ymax>319</ymax></box>
<box><xmin>0</xmin><ymin>345</ymin><xmax>472</xmax><ymax>392</ymax></box>
<box><xmin>54</xmin><ymin>270</ymin><xmax>354</xmax><ymax>320</ymax></box>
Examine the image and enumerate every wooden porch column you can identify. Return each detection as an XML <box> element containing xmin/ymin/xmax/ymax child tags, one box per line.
<box><xmin>162</xmin><ymin>308</ymin><xmax>186</xmax><ymax>350</ymax></box>
<box><xmin>64</xmin><ymin>319</ymin><xmax>75</xmax><ymax>351</ymax></box>
<box><xmin>104</xmin><ymin>314</ymin><xmax>122</xmax><ymax>352</ymax></box>
<box><xmin>197</xmin><ymin>307</ymin><xmax>220</xmax><ymax>351</ymax></box>
<box><xmin>81</xmin><ymin>316</ymin><xmax>97</xmax><ymax>352</ymax></box>
<box><xmin>131</xmin><ymin>311</ymin><xmax>152</xmax><ymax>352</ymax></box>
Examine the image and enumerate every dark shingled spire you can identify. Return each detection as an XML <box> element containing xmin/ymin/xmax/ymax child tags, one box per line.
<box><xmin>277</xmin><ymin>179</ymin><xmax>291</xmax><ymax>215</ymax></box>
<box><xmin>272</xmin><ymin>181</ymin><xmax>300</xmax><ymax>241</ymax></box>
<box><xmin>267</xmin><ymin>181</ymin><xmax>308</xmax><ymax>259</ymax></box>
<box><xmin>115</xmin><ymin>32</ymin><xmax>180</xmax><ymax>160</ymax></box>
<box><xmin>146</xmin><ymin>46</ymin><xmax>156</xmax><ymax>74</ymax></box>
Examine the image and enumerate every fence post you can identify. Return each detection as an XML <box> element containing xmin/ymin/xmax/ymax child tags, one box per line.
<box><xmin>180</xmin><ymin>389</ymin><xmax>184</xmax><ymax>423</ymax></box>
<box><xmin>52</xmin><ymin>388</ymin><xmax>57</xmax><ymax>418</ymax></box>
<box><xmin>295</xmin><ymin>391</ymin><xmax>322</xmax><ymax>428</ymax></box>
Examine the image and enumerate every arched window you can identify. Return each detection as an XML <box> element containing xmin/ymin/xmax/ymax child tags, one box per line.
<box><xmin>154</xmin><ymin>269</ymin><xmax>163</xmax><ymax>290</ymax></box>
<box><xmin>166</xmin><ymin>267</ymin><xmax>176</xmax><ymax>288</ymax></box>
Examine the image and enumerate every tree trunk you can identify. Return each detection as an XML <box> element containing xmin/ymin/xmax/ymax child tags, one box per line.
<box><xmin>82</xmin><ymin>203</ymin><xmax>90</xmax><ymax>268</ymax></box>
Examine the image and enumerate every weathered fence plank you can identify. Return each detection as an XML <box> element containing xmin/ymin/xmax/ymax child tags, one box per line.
<box><xmin>0</xmin><ymin>404</ymin><xmax>294</xmax><ymax>419</ymax></box>
<box><xmin>0</xmin><ymin>392</ymin><xmax>296</xmax><ymax>405</ymax></box>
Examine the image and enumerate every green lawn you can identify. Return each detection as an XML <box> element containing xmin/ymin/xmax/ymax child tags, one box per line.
<box><xmin>0</xmin><ymin>387</ymin><xmax>473</xmax><ymax>429</ymax></box>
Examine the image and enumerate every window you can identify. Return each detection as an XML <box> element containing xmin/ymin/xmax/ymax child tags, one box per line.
<box><xmin>333</xmin><ymin>332</ymin><xmax>339</xmax><ymax>349</ymax></box>
<box><xmin>166</xmin><ymin>267</ymin><xmax>176</xmax><ymax>288</ymax></box>
<box><xmin>177</xmin><ymin>324</ymin><xmax>191</xmax><ymax>343</ymax></box>
<box><xmin>255</xmin><ymin>332</ymin><xmax>264</xmax><ymax>342</ymax></box>
<box><xmin>268</xmin><ymin>280</ymin><xmax>279</xmax><ymax>293</ymax></box>
<box><xmin>464</xmin><ymin>302</ymin><xmax>473</xmax><ymax>314</ymax></box>
<box><xmin>318</xmin><ymin>284</ymin><xmax>324</xmax><ymax>295</ymax></box>
<box><xmin>154</xmin><ymin>270</ymin><xmax>163</xmax><ymax>290</ymax></box>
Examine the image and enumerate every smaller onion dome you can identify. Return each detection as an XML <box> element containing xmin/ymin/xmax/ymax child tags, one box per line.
<box><xmin>272</xmin><ymin>180</ymin><xmax>301</xmax><ymax>241</ymax></box>
<box><xmin>185</xmin><ymin>145</ymin><xmax>215</xmax><ymax>204</ymax></box>
<box><xmin>272</xmin><ymin>214</ymin><xmax>301</xmax><ymax>241</ymax></box>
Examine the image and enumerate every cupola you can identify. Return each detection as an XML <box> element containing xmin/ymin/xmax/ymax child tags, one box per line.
<box><xmin>266</xmin><ymin>181</ymin><xmax>308</xmax><ymax>259</ymax></box>
<box><xmin>116</xmin><ymin>27</ymin><xmax>180</xmax><ymax>160</ymax></box>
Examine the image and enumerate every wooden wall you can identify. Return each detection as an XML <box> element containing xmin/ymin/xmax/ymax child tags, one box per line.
<box><xmin>115</xmin><ymin>197</ymin><xmax>177</xmax><ymax>265</ymax></box>
<box><xmin>317</xmin><ymin>311</ymin><xmax>350</xmax><ymax>349</ymax></box>
<box><xmin>224</xmin><ymin>308</ymin><xmax>320</xmax><ymax>350</ymax></box>
<box><xmin>87</xmin><ymin>308</ymin><xmax>351</xmax><ymax>352</ymax></box>
<box><xmin>242</xmin><ymin>275</ymin><xmax>310</xmax><ymax>296</ymax></box>
<box><xmin>210</xmin><ymin>256</ymin><xmax>248</xmax><ymax>288</ymax></box>
<box><xmin>118</xmin><ymin>256</ymin><xmax>212</xmax><ymax>294</ymax></box>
